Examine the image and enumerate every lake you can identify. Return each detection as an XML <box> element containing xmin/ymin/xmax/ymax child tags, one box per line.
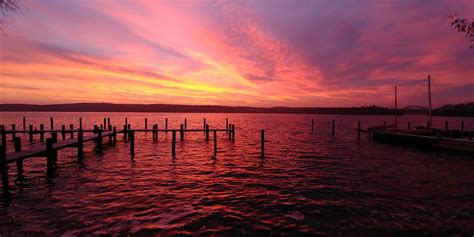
<box><xmin>1</xmin><ymin>112</ymin><xmax>473</xmax><ymax>236</ymax></box>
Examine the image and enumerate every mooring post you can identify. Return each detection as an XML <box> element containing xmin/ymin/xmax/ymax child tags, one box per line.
<box><xmin>100</xmin><ymin>124</ymin><xmax>103</xmax><ymax>130</ymax></box>
<box><xmin>23</xmin><ymin>116</ymin><xmax>26</xmax><ymax>130</ymax></box>
<box><xmin>203</xmin><ymin>118</ymin><xmax>206</xmax><ymax>130</ymax></box>
<box><xmin>107</xmin><ymin>118</ymin><xmax>111</xmax><ymax>129</ymax></box>
<box><xmin>145</xmin><ymin>118</ymin><xmax>148</xmax><ymax>130</ymax></box>
<box><xmin>180</xmin><ymin>124</ymin><xmax>184</xmax><ymax>141</ymax></box>
<box><xmin>461</xmin><ymin>121</ymin><xmax>464</xmax><ymax>133</ymax></box>
<box><xmin>1</xmin><ymin>128</ymin><xmax>10</xmax><ymax>192</ymax></box>
<box><xmin>152</xmin><ymin>124</ymin><xmax>157</xmax><ymax>141</ymax></box>
<box><xmin>103</xmin><ymin>118</ymin><xmax>107</xmax><ymax>130</ymax></box>
<box><xmin>232</xmin><ymin>124</ymin><xmax>235</xmax><ymax>141</ymax></box>
<box><xmin>206</xmin><ymin>124</ymin><xmax>210</xmax><ymax>141</ymax></box>
<box><xmin>226</xmin><ymin>118</ymin><xmax>228</xmax><ymax>132</ymax></box>
<box><xmin>11</xmin><ymin>124</ymin><xmax>16</xmax><ymax>141</ymax></box>
<box><xmin>408</xmin><ymin>122</ymin><xmax>411</xmax><ymax>130</ymax></box>
<box><xmin>165</xmin><ymin>118</ymin><xmax>168</xmax><ymax>132</ymax></box>
<box><xmin>130</xmin><ymin>130</ymin><xmax>135</xmax><ymax>159</ymax></box>
<box><xmin>261</xmin><ymin>129</ymin><xmax>265</xmax><ymax>158</ymax></box>
<box><xmin>123</xmin><ymin>125</ymin><xmax>128</xmax><ymax>141</ymax></box>
<box><xmin>79</xmin><ymin>117</ymin><xmax>83</xmax><ymax>130</ymax></box>
<box><xmin>184</xmin><ymin>118</ymin><xmax>187</xmax><ymax>130</ymax></box>
<box><xmin>332</xmin><ymin>120</ymin><xmax>335</xmax><ymax>135</ymax></box>
<box><xmin>311</xmin><ymin>119</ymin><xmax>314</xmax><ymax>133</ymax></box>
<box><xmin>357</xmin><ymin>121</ymin><xmax>361</xmax><ymax>141</ymax></box>
<box><xmin>213</xmin><ymin>130</ymin><xmax>217</xmax><ymax>156</ymax></box>
<box><xmin>97</xmin><ymin>128</ymin><xmax>103</xmax><ymax>152</ymax></box>
<box><xmin>113</xmin><ymin>126</ymin><xmax>117</xmax><ymax>144</ymax></box>
<box><xmin>70</xmin><ymin>124</ymin><xmax>74</xmax><ymax>139</ymax></box>
<box><xmin>13</xmin><ymin>137</ymin><xmax>23</xmax><ymax>175</ymax></box>
<box><xmin>127</xmin><ymin>124</ymin><xmax>131</xmax><ymax>130</ymax></box>
<box><xmin>50</xmin><ymin>117</ymin><xmax>54</xmax><ymax>130</ymax></box>
<box><xmin>61</xmin><ymin>125</ymin><xmax>66</xmax><ymax>140</ymax></box>
<box><xmin>78</xmin><ymin>129</ymin><xmax>84</xmax><ymax>160</ymax></box>
<box><xmin>172</xmin><ymin>130</ymin><xmax>176</xmax><ymax>157</ymax></box>
<box><xmin>40</xmin><ymin>124</ymin><xmax>44</xmax><ymax>141</ymax></box>
<box><xmin>228</xmin><ymin>124</ymin><xmax>232</xmax><ymax>140</ymax></box>
<box><xmin>445</xmin><ymin>121</ymin><xmax>448</xmax><ymax>131</ymax></box>
<box><xmin>46</xmin><ymin>138</ymin><xmax>54</xmax><ymax>174</ymax></box>
<box><xmin>125</xmin><ymin>118</ymin><xmax>128</xmax><ymax>127</ymax></box>
<box><xmin>28</xmin><ymin>125</ymin><xmax>33</xmax><ymax>142</ymax></box>
<box><xmin>51</xmin><ymin>132</ymin><xmax>58</xmax><ymax>163</ymax></box>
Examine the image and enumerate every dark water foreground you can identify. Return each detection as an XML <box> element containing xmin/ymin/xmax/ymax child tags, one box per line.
<box><xmin>0</xmin><ymin>112</ymin><xmax>473</xmax><ymax>236</ymax></box>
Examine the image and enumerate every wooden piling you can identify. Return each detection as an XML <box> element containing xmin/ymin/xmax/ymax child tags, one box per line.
<box><xmin>113</xmin><ymin>126</ymin><xmax>117</xmax><ymax>144</ymax></box>
<box><xmin>50</xmin><ymin>117</ymin><xmax>54</xmax><ymax>130</ymax></box>
<box><xmin>261</xmin><ymin>129</ymin><xmax>265</xmax><ymax>157</ymax></box>
<box><xmin>203</xmin><ymin>118</ymin><xmax>206</xmax><ymax>130</ymax></box>
<box><xmin>97</xmin><ymin>129</ymin><xmax>103</xmax><ymax>152</ymax></box>
<box><xmin>70</xmin><ymin>124</ymin><xmax>74</xmax><ymax>138</ymax></box>
<box><xmin>145</xmin><ymin>118</ymin><xmax>148</xmax><ymax>130</ymax></box>
<box><xmin>61</xmin><ymin>125</ymin><xmax>66</xmax><ymax>140</ymax></box>
<box><xmin>172</xmin><ymin>130</ymin><xmax>176</xmax><ymax>157</ymax></box>
<box><xmin>14</xmin><ymin>137</ymin><xmax>23</xmax><ymax>175</ymax></box>
<box><xmin>311</xmin><ymin>119</ymin><xmax>314</xmax><ymax>133</ymax></box>
<box><xmin>123</xmin><ymin>125</ymin><xmax>128</xmax><ymax>141</ymax></box>
<box><xmin>445</xmin><ymin>121</ymin><xmax>448</xmax><ymax>130</ymax></box>
<box><xmin>46</xmin><ymin>138</ymin><xmax>54</xmax><ymax>174</ymax></box>
<box><xmin>206</xmin><ymin>124</ymin><xmax>209</xmax><ymax>141</ymax></box>
<box><xmin>78</xmin><ymin>129</ymin><xmax>84</xmax><ymax>160</ymax></box>
<box><xmin>127</xmin><ymin>124</ymin><xmax>131</xmax><ymax>130</ymax></box>
<box><xmin>226</xmin><ymin>118</ymin><xmax>228</xmax><ymax>131</ymax></box>
<box><xmin>79</xmin><ymin>117</ymin><xmax>83</xmax><ymax>130</ymax></box>
<box><xmin>184</xmin><ymin>118</ymin><xmax>187</xmax><ymax>130</ymax></box>
<box><xmin>213</xmin><ymin>130</ymin><xmax>217</xmax><ymax>156</ymax></box>
<box><xmin>29</xmin><ymin>125</ymin><xmax>33</xmax><ymax>142</ymax></box>
<box><xmin>153</xmin><ymin>124</ymin><xmax>158</xmax><ymax>141</ymax></box>
<box><xmin>40</xmin><ymin>124</ymin><xmax>44</xmax><ymax>141</ymax></box>
<box><xmin>1</xmin><ymin>128</ymin><xmax>9</xmax><ymax>192</ymax></box>
<box><xmin>130</xmin><ymin>131</ymin><xmax>135</xmax><ymax>158</ymax></box>
<box><xmin>228</xmin><ymin>124</ymin><xmax>232</xmax><ymax>140</ymax></box>
<box><xmin>104</xmin><ymin>118</ymin><xmax>107</xmax><ymax>130</ymax></box>
<box><xmin>51</xmin><ymin>132</ymin><xmax>58</xmax><ymax>163</ymax></box>
<box><xmin>125</xmin><ymin>118</ymin><xmax>128</xmax><ymax>126</ymax></box>
<box><xmin>11</xmin><ymin>124</ymin><xmax>16</xmax><ymax>141</ymax></box>
<box><xmin>23</xmin><ymin>116</ymin><xmax>26</xmax><ymax>130</ymax></box>
<box><xmin>357</xmin><ymin>121</ymin><xmax>361</xmax><ymax>141</ymax></box>
<box><xmin>180</xmin><ymin>124</ymin><xmax>184</xmax><ymax>141</ymax></box>
<box><xmin>332</xmin><ymin>120</ymin><xmax>335</xmax><ymax>135</ymax></box>
<box><xmin>107</xmin><ymin>118</ymin><xmax>111</xmax><ymax>129</ymax></box>
<box><xmin>232</xmin><ymin>124</ymin><xmax>235</xmax><ymax>141</ymax></box>
<box><xmin>165</xmin><ymin>118</ymin><xmax>168</xmax><ymax>132</ymax></box>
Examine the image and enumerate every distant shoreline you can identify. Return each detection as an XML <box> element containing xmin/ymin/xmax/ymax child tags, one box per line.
<box><xmin>0</xmin><ymin>103</ymin><xmax>473</xmax><ymax>117</ymax></box>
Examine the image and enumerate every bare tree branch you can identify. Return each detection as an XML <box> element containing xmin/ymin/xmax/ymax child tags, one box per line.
<box><xmin>0</xmin><ymin>0</ymin><xmax>21</xmax><ymax>32</ymax></box>
<box><xmin>450</xmin><ymin>14</ymin><xmax>474</xmax><ymax>48</ymax></box>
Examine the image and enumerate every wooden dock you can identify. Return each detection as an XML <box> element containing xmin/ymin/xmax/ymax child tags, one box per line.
<box><xmin>0</xmin><ymin>117</ymin><xmax>240</xmax><ymax>193</ymax></box>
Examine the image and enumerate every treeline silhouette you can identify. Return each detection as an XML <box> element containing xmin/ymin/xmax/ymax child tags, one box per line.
<box><xmin>0</xmin><ymin>103</ymin><xmax>473</xmax><ymax>116</ymax></box>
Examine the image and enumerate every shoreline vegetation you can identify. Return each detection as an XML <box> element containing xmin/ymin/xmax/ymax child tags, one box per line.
<box><xmin>0</xmin><ymin>103</ymin><xmax>473</xmax><ymax>117</ymax></box>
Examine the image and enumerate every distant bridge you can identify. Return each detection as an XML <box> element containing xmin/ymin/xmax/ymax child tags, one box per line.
<box><xmin>403</xmin><ymin>105</ymin><xmax>428</xmax><ymax>114</ymax></box>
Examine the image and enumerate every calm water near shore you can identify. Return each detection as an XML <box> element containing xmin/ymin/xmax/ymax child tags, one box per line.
<box><xmin>0</xmin><ymin>112</ymin><xmax>473</xmax><ymax>236</ymax></box>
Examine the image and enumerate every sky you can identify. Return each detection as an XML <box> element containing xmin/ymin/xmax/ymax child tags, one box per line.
<box><xmin>0</xmin><ymin>0</ymin><xmax>473</xmax><ymax>107</ymax></box>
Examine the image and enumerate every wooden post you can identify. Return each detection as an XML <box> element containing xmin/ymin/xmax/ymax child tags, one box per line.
<box><xmin>61</xmin><ymin>125</ymin><xmax>66</xmax><ymax>140</ymax></box>
<box><xmin>408</xmin><ymin>122</ymin><xmax>411</xmax><ymax>130</ymax></box>
<box><xmin>311</xmin><ymin>119</ymin><xmax>314</xmax><ymax>133</ymax></box>
<box><xmin>97</xmin><ymin>129</ymin><xmax>103</xmax><ymax>152</ymax></box>
<box><xmin>50</xmin><ymin>117</ymin><xmax>54</xmax><ymax>130</ymax></box>
<box><xmin>127</xmin><ymin>124</ymin><xmax>131</xmax><ymax>130</ymax></box>
<box><xmin>357</xmin><ymin>121</ymin><xmax>361</xmax><ymax>141</ymax></box>
<box><xmin>331</xmin><ymin>120</ymin><xmax>335</xmax><ymax>135</ymax></box>
<box><xmin>153</xmin><ymin>124</ymin><xmax>158</xmax><ymax>141</ymax></box>
<box><xmin>103</xmin><ymin>118</ymin><xmax>107</xmax><ymax>130</ymax></box>
<box><xmin>172</xmin><ymin>130</ymin><xmax>176</xmax><ymax>157</ymax></box>
<box><xmin>226</xmin><ymin>118</ymin><xmax>228</xmax><ymax>131</ymax></box>
<box><xmin>123</xmin><ymin>125</ymin><xmax>128</xmax><ymax>141</ymax></box>
<box><xmin>203</xmin><ymin>118</ymin><xmax>206</xmax><ymax>130</ymax></box>
<box><xmin>1</xmin><ymin>128</ymin><xmax>10</xmax><ymax>192</ymax></box>
<box><xmin>11</xmin><ymin>124</ymin><xmax>16</xmax><ymax>141</ymax></box>
<box><xmin>232</xmin><ymin>124</ymin><xmax>235</xmax><ymax>141</ymax></box>
<box><xmin>113</xmin><ymin>126</ymin><xmax>117</xmax><ymax>144</ymax></box>
<box><xmin>40</xmin><ymin>124</ymin><xmax>44</xmax><ymax>141</ymax></box>
<box><xmin>261</xmin><ymin>129</ymin><xmax>265</xmax><ymax>158</ymax></box>
<box><xmin>107</xmin><ymin>118</ymin><xmax>111</xmax><ymax>129</ymax></box>
<box><xmin>14</xmin><ymin>137</ymin><xmax>23</xmax><ymax>175</ymax></box>
<box><xmin>206</xmin><ymin>124</ymin><xmax>209</xmax><ymax>141</ymax></box>
<box><xmin>145</xmin><ymin>118</ymin><xmax>148</xmax><ymax>130</ymax></box>
<box><xmin>100</xmin><ymin>124</ymin><xmax>103</xmax><ymax>130</ymax></box>
<box><xmin>461</xmin><ymin>121</ymin><xmax>464</xmax><ymax>133</ymax></box>
<box><xmin>125</xmin><ymin>118</ymin><xmax>128</xmax><ymax>127</ymax></box>
<box><xmin>78</xmin><ymin>129</ymin><xmax>84</xmax><ymax>160</ymax></box>
<box><xmin>184</xmin><ymin>118</ymin><xmax>187</xmax><ymax>130</ymax></box>
<box><xmin>29</xmin><ymin>125</ymin><xmax>33</xmax><ymax>142</ymax></box>
<box><xmin>51</xmin><ymin>132</ymin><xmax>58</xmax><ymax>163</ymax></box>
<box><xmin>213</xmin><ymin>130</ymin><xmax>217</xmax><ymax>156</ymax></box>
<box><xmin>46</xmin><ymin>138</ymin><xmax>54</xmax><ymax>174</ymax></box>
<box><xmin>228</xmin><ymin>124</ymin><xmax>232</xmax><ymax>140</ymax></box>
<box><xmin>165</xmin><ymin>118</ymin><xmax>168</xmax><ymax>132</ymax></box>
<box><xmin>79</xmin><ymin>117</ymin><xmax>83</xmax><ymax>130</ymax></box>
<box><xmin>130</xmin><ymin>131</ymin><xmax>135</xmax><ymax>159</ymax></box>
<box><xmin>180</xmin><ymin>124</ymin><xmax>184</xmax><ymax>141</ymax></box>
<box><xmin>69</xmin><ymin>124</ymin><xmax>74</xmax><ymax>138</ymax></box>
<box><xmin>445</xmin><ymin>121</ymin><xmax>448</xmax><ymax>130</ymax></box>
<box><xmin>23</xmin><ymin>116</ymin><xmax>26</xmax><ymax>130</ymax></box>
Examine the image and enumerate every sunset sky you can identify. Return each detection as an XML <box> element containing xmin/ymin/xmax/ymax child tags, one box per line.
<box><xmin>1</xmin><ymin>0</ymin><xmax>473</xmax><ymax>107</ymax></box>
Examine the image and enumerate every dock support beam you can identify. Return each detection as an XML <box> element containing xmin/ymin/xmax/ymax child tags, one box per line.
<box><xmin>1</xmin><ymin>128</ymin><xmax>9</xmax><ymax>192</ymax></box>
<box><xmin>46</xmin><ymin>138</ymin><xmax>55</xmax><ymax>174</ymax></box>
<box><xmin>172</xmin><ymin>131</ymin><xmax>176</xmax><ymax>157</ymax></box>
<box><xmin>14</xmin><ymin>137</ymin><xmax>23</xmax><ymax>175</ymax></box>
<box><xmin>180</xmin><ymin>124</ymin><xmax>184</xmax><ymax>141</ymax></box>
<box><xmin>184</xmin><ymin>118</ymin><xmax>187</xmax><ymax>130</ymax></box>
<box><xmin>70</xmin><ymin>124</ymin><xmax>74</xmax><ymax>139</ymax></box>
<box><xmin>206</xmin><ymin>124</ymin><xmax>209</xmax><ymax>141</ymax></box>
<box><xmin>78</xmin><ymin>129</ymin><xmax>84</xmax><ymax>160</ymax></box>
<box><xmin>23</xmin><ymin>116</ymin><xmax>26</xmax><ymax>130</ymax></box>
<box><xmin>130</xmin><ymin>131</ymin><xmax>135</xmax><ymax>159</ymax></box>
<box><xmin>61</xmin><ymin>125</ymin><xmax>66</xmax><ymax>140</ymax></box>
<box><xmin>232</xmin><ymin>124</ymin><xmax>235</xmax><ymax>141</ymax></box>
<box><xmin>97</xmin><ymin>129</ymin><xmax>103</xmax><ymax>152</ymax></box>
<box><xmin>203</xmin><ymin>118</ymin><xmax>206</xmax><ymax>130</ymax></box>
<box><xmin>165</xmin><ymin>118</ymin><xmax>168</xmax><ymax>132</ymax></box>
<box><xmin>11</xmin><ymin>124</ymin><xmax>16</xmax><ymax>141</ymax></box>
<box><xmin>39</xmin><ymin>124</ymin><xmax>44</xmax><ymax>141</ymax></box>
<box><xmin>226</xmin><ymin>118</ymin><xmax>229</xmax><ymax>131</ymax></box>
<box><xmin>113</xmin><ymin>127</ymin><xmax>117</xmax><ymax>144</ymax></box>
<box><xmin>79</xmin><ymin>117</ymin><xmax>83</xmax><ymax>130</ymax></box>
<box><xmin>29</xmin><ymin>125</ymin><xmax>33</xmax><ymax>142</ymax></box>
<box><xmin>50</xmin><ymin>117</ymin><xmax>54</xmax><ymax>130</ymax></box>
<box><xmin>123</xmin><ymin>125</ymin><xmax>128</xmax><ymax>141</ymax></box>
<box><xmin>261</xmin><ymin>129</ymin><xmax>265</xmax><ymax>158</ymax></box>
<box><xmin>213</xmin><ymin>130</ymin><xmax>217</xmax><ymax>156</ymax></box>
<box><xmin>145</xmin><ymin>118</ymin><xmax>148</xmax><ymax>130</ymax></box>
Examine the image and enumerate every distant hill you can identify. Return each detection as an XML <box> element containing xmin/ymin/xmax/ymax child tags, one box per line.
<box><xmin>0</xmin><ymin>103</ymin><xmax>472</xmax><ymax>116</ymax></box>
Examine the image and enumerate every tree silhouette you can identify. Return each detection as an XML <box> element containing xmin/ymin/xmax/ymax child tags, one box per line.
<box><xmin>450</xmin><ymin>14</ymin><xmax>474</xmax><ymax>48</ymax></box>
<box><xmin>0</xmin><ymin>0</ymin><xmax>20</xmax><ymax>32</ymax></box>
